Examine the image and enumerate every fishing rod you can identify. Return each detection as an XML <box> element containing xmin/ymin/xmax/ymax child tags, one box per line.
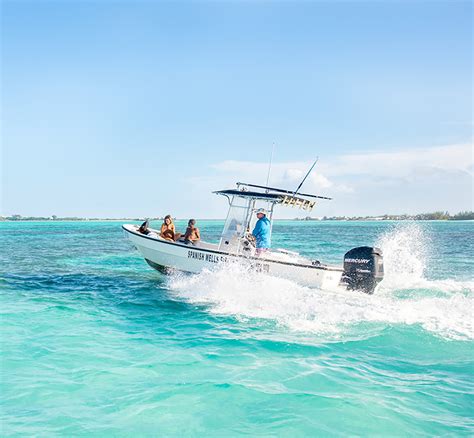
<box><xmin>265</xmin><ymin>142</ymin><xmax>275</xmax><ymax>191</ymax></box>
<box><xmin>293</xmin><ymin>158</ymin><xmax>318</xmax><ymax>196</ymax></box>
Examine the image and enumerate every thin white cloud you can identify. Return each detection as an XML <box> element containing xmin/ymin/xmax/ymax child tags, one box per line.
<box><xmin>184</xmin><ymin>142</ymin><xmax>472</xmax><ymax>217</ymax></box>
<box><xmin>210</xmin><ymin>160</ymin><xmax>347</xmax><ymax>194</ymax></box>
<box><xmin>211</xmin><ymin>142</ymin><xmax>472</xmax><ymax>186</ymax></box>
<box><xmin>323</xmin><ymin>143</ymin><xmax>472</xmax><ymax>179</ymax></box>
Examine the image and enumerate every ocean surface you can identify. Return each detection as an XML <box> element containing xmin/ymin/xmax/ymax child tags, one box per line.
<box><xmin>1</xmin><ymin>220</ymin><xmax>473</xmax><ymax>436</ymax></box>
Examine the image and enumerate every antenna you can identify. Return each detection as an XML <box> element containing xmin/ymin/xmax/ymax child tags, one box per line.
<box><xmin>293</xmin><ymin>157</ymin><xmax>319</xmax><ymax>196</ymax></box>
<box><xmin>265</xmin><ymin>142</ymin><xmax>275</xmax><ymax>191</ymax></box>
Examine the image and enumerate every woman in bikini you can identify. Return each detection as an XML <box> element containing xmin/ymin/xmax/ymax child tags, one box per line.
<box><xmin>160</xmin><ymin>215</ymin><xmax>176</xmax><ymax>241</ymax></box>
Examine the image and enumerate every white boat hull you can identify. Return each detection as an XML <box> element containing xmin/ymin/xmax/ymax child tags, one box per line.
<box><xmin>123</xmin><ymin>224</ymin><xmax>344</xmax><ymax>290</ymax></box>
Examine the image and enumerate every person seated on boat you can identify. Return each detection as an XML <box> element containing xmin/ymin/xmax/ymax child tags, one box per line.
<box><xmin>160</xmin><ymin>215</ymin><xmax>176</xmax><ymax>241</ymax></box>
<box><xmin>252</xmin><ymin>208</ymin><xmax>271</xmax><ymax>255</ymax></box>
<box><xmin>183</xmin><ymin>219</ymin><xmax>200</xmax><ymax>245</ymax></box>
<box><xmin>137</xmin><ymin>219</ymin><xmax>159</xmax><ymax>238</ymax></box>
<box><xmin>138</xmin><ymin>219</ymin><xmax>150</xmax><ymax>234</ymax></box>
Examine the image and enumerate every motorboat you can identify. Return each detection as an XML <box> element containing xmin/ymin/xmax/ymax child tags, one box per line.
<box><xmin>123</xmin><ymin>181</ymin><xmax>384</xmax><ymax>294</ymax></box>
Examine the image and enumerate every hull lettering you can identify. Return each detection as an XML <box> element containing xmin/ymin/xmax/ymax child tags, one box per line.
<box><xmin>188</xmin><ymin>250</ymin><xmax>228</xmax><ymax>264</ymax></box>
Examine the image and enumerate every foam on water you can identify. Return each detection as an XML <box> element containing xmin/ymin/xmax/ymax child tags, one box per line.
<box><xmin>376</xmin><ymin>222</ymin><xmax>429</xmax><ymax>288</ymax></box>
<box><xmin>168</xmin><ymin>223</ymin><xmax>474</xmax><ymax>341</ymax></box>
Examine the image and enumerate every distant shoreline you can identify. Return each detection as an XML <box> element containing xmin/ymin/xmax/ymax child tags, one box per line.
<box><xmin>1</xmin><ymin>211</ymin><xmax>473</xmax><ymax>222</ymax></box>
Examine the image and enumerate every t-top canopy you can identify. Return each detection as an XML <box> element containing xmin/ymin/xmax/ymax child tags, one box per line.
<box><xmin>213</xmin><ymin>182</ymin><xmax>332</xmax><ymax>211</ymax></box>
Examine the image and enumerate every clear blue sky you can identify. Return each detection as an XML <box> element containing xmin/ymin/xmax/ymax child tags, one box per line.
<box><xmin>1</xmin><ymin>0</ymin><xmax>472</xmax><ymax>218</ymax></box>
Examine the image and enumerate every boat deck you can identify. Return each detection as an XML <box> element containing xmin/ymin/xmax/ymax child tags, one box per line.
<box><xmin>124</xmin><ymin>224</ymin><xmax>341</xmax><ymax>270</ymax></box>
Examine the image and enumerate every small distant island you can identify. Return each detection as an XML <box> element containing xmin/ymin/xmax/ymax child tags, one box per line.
<box><xmin>0</xmin><ymin>215</ymin><xmax>160</xmax><ymax>222</ymax></box>
<box><xmin>294</xmin><ymin>211</ymin><xmax>474</xmax><ymax>221</ymax></box>
<box><xmin>1</xmin><ymin>211</ymin><xmax>473</xmax><ymax>221</ymax></box>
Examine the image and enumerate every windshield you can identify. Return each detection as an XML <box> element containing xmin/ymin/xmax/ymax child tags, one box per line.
<box><xmin>219</xmin><ymin>196</ymin><xmax>275</xmax><ymax>253</ymax></box>
<box><xmin>219</xmin><ymin>197</ymin><xmax>251</xmax><ymax>252</ymax></box>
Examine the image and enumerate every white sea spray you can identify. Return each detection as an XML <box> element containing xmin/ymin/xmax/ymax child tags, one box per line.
<box><xmin>168</xmin><ymin>223</ymin><xmax>474</xmax><ymax>341</ymax></box>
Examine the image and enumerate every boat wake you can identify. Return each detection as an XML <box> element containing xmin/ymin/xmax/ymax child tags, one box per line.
<box><xmin>167</xmin><ymin>223</ymin><xmax>473</xmax><ymax>341</ymax></box>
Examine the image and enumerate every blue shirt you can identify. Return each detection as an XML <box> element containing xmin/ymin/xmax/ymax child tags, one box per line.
<box><xmin>252</xmin><ymin>216</ymin><xmax>271</xmax><ymax>248</ymax></box>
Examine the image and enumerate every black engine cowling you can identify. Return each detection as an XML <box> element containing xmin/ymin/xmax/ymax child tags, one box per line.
<box><xmin>341</xmin><ymin>246</ymin><xmax>384</xmax><ymax>294</ymax></box>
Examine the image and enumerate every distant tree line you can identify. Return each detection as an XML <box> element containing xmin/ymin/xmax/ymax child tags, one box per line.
<box><xmin>299</xmin><ymin>211</ymin><xmax>474</xmax><ymax>221</ymax></box>
<box><xmin>0</xmin><ymin>215</ymin><xmax>163</xmax><ymax>221</ymax></box>
<box><xmin>1</xmin><ymin>212</ymin><xmax>473</xmax><ymax>222</ymax></box>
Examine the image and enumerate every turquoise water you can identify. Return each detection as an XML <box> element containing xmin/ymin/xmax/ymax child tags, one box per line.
<box><xmin>1</xmin><ymin>220</ymin><xmax>473</xmax><ymax>436</ymax></box>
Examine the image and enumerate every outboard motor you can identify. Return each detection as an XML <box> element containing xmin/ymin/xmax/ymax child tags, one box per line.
<box><xmin>341</xmin><ymin>246</ymin><xmax>384</xmax><ymax>294</ymax></box>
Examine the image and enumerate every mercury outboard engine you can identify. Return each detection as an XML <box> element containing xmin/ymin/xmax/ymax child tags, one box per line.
<box><xmin>341</xmin><ymin>247</ymin><xmax>384</xmax><ymax>294</ymax></box>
